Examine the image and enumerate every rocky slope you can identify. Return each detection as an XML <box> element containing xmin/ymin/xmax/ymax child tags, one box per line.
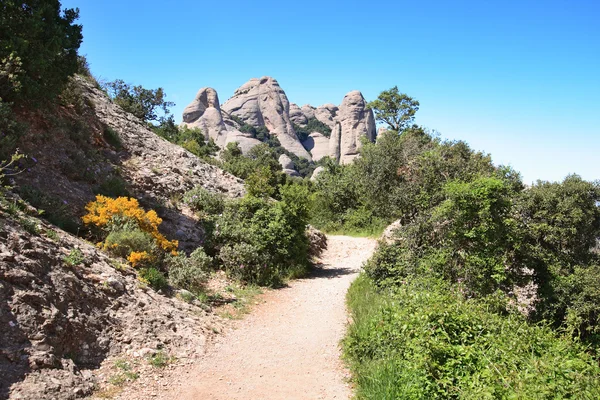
<box><xmin>0</xmin><ymin>203</ymin><xmax>223</xmax><ymax>400</ymax></box>
<box><xmin>13</xmin><ymin>76</ymin><xmax>245</xmax><ymax>253</ymax></box>
<box><xmin>183</xmin><ymin>77</ymin><xmax>378</xmax><ymax>170</ymax></box>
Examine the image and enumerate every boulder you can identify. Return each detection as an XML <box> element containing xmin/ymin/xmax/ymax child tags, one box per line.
<box><xmin>310</xmin><ymin>166</ymin><xmax>325</xmax><ymax>181</ymax></box>
<box><xmin>278</xmin><ymin>153</ymin><xmax>295</xmax><ymax>170</ymax></box>
<box><xmin>182</xmin><ymin>88</ymin><xmax>228</xmax><ymax>147</ymax></box>
<box><xmin>221</xmin><ymin>77</ymin><xmax>311</xmax><ymax>160</ymax></box>
<box><xmin>328</xmin><ymin>91</ymin><xmax>376</xmax><ymax>164</ymax></box>
<box><xmin>302</xmin><ymin>132</ymin><xmax>330</xmax><ymax>161</ymax></box>
<box><xmin>381</xmin><ymin>219</ymin><xmax>402</xmax><ymax>244</ymax></box>
<box><xmin>224</xmin><ymin>130</ymin><xmax>262</xmax><ymax>154</ymax></box>
<box><xmin>314</xmin><ymin>104</ymin><xmax>338</xmax><ymax>129</ymax></box>
<box><xmin>289</xmin><ymin>103</ymin><xmax>308</xmax><ymax>126</ymax></box>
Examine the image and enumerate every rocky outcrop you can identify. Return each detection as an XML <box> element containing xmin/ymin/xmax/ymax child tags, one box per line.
<box><xmin>328</xmin><ymin>91</ymin><xmax>376</xmax><ymax>164</ymax></box>
<box><xmin>314</xmin><ymin>104</ymin><xmax>338</xmax><ymax>129</ymax></box>
<box><xmin>301</xmin><ymin>105</ymin><xmax>316</xmax><ymax>121</ymax></box>
<box><xmin>182</xmin><ymin>87</ymin><xmax>229</xmax><ymax>147</ymax></box>
<box><xmin>278</xmin><ymin>154</ymin><xmax>300</xmax><ymax>177</ymax></box>
<box><xmin>302</xmin><ymin>132</ymin><xmax>330</xmax><ymax>161</ymax></box>
<box><xmin>221</xmin><ymin>77</ymin><xmax>311</xmax><ymax>160</ymax></box>
<box><xmin>289</xmin><ymin>103</ymin><xmax>308</xmax><ymax>126</ymax></box>
<box><xmin>310</xmin><ymin>166</ymin><xmax>325</xmax><ymax>181</ymax></box>
<box><xmin>0</xmin><ymin>207</ymin><xmax>221</xmax><ymax>400</ymax></box>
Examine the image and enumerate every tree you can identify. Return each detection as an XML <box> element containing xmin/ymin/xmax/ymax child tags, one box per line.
<box><xmin>103</xmin><ymin>79</ymin><xmax>174</xmax><ymax>124</ymax></box>
<box><xmin>368</xmin><ymin>86</ymin><xmax>419</xmax><ymax>132</ymax></box>
<box><xmin>0</xmin><ymin>0</ymin><xmax>83</xmax><ymax>103</ymax></box>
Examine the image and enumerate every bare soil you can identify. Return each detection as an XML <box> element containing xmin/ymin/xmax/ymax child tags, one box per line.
<box><xmin>115</xmin><ymin>235</ymin><xmax>377</xmax><ymax>400</ymax></box>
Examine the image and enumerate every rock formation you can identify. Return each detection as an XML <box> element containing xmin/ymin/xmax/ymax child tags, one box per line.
<box><xmin>278</xmin><ymin>154</ymin><xmax>300</xmax><ymax>177</ymax></box>
<box><xmin>289</xmin><ymin>103</ymin><xmax>308</xmax><ymax>126</ymax></box>
<box><xmin>221</xmin><ymin>77</ymin><xmax>311</xmax><ymax>160</ymax></box>
<box><xmin>301</xmin><ymin>104</ymin><xmax>316</xmax><ymax>121</ymax></box>
<box><xmin>302</xmin><ymin>132</ymin><xmax>330</xmax><ymax>161</ymax></box>
<box><xmin>182</xmin><ymin>87</ymin><xmax>229</xmax><ymax>147</ymax></box>
<box><xmin>328</xmin><ymin>91</ymin><xmax>376</xmax><ymax>164</ymax></box>
<box><xmin>314</xmin><ymin>104</ymin><xmax>338</xmax><ymax>129</ymax></box>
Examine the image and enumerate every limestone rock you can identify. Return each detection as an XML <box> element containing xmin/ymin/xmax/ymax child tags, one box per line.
<box><xmin>301</xmin><ymin>105</ymin><xmax>316</xmax><ymax>121</ymax></box>
<box><xmin>328</xmin><ymin>91</ymin><xmax>376</xmax><ymax>164</ymax></box>
<box><xmin>279</xmin><ymin>154</ymin><xmax>295</xmax><ymax>170</ymax></box>
<box><xmin>314</xmin><ymin>104</ymin><xmax>338</xmax><ymax>129</ymax></box>
<box><xmin>310</xmin><ymin>166</ymin><xmax>325</xmax><ymax>181</ymax></box>
<box><xmin>289</xmin><ymin>103</ymin><xmax>308</xmax><ymax>126</ymax></box>
<box><xmin>222</xmin><ymin>77</ymin><xmax>311</xmax><ymax>160</ymax></box>
<box><xmin>182</xmin><ymin>88</ymin><xmax>228</xmax><ymax>147</ymax></box>
<box><xmin>278</xmin><ymin>154</ymin><xmax>299</xmax><ymax>176</ymax></box>
<box><xmin>302</xmin><ymin>132</ymin><xmax>330</xmax><ymax>161</ymax></box>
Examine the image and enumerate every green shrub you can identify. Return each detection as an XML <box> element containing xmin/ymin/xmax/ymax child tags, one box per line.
<box><xmin>183</xmin><ymin>186</ymin><xmax>225</xmax><ymax>214</ymax></box>
<box><xmin>0</xmin><ymin>101</ymin><xmax>25</xmax><ymax>161</ymax></box>
<box><xmin>103</xmin><ymin>127</ymin><xmax>122</xmax><ymax>150</ymax></box>
<box><xmin>63</xmin><ymin>248</ymin><xmax>84</xmax><ymax>266</ymax></box>
<box><xmin>104</xmin><ymin>228</ymin><xmax>157</xmax><ymax>258</ymax></box>
<box><xmin>344</xmin><ymin>274</ymin><xmax>600</xmax><ymax>399</ymax></box>
<box><xmin>0</xmin><ymin>1</ymin><xmax>83</xmax><ymax>103</ymax></box>
<box><xmin>96</xmin><ymin>175</ymin><xmax>129</xmax><ymax>198</ymax></box>
<box><xmin>166</xmin><ymin>248</ymin><xmax>212</xmax><ymax>294</ymax></box>
<box><xmin>210</xmin><ymin>184</ymin><xmax>311</xmax><ymax>286</ymax></box>
<box><xmin>18</xmin><ymin>185</ymin><xmax>80</xmax><ymax>234</ymax></box>
<box><xmin>139</xmin><ymin>267</ymin><xmax>168</xmax><ymax>291</ymax></box>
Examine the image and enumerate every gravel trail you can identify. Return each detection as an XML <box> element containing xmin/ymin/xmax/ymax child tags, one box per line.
<box><xmin>164</xmin><ymin>235</ymin><xmax>377</xmax><ymax>400</ymax></box>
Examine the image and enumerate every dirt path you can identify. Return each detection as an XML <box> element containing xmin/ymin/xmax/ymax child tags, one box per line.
<box><xmin>162</xmin><ymin>235</ymin><xmax>376</xmax><ymax>400</ymax></box>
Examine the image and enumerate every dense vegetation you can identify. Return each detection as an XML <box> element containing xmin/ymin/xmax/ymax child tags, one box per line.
<box><xmin>332</xmin><ymin>87</ymin><xmax>600</xmax><ymax>398</ymax></box>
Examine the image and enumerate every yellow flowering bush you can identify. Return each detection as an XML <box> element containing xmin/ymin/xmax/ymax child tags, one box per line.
<box><xmin>83</xmin><ymin>195</ymin><xmax>178</xmax><ymax>266</ymax></box>
<box><xmin>128</xmin><ymin>251</ymin><xmax>151</xmax><ymax>268</ymax></box>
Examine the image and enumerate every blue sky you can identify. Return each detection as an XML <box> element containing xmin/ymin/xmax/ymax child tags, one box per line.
<box><xmin>62</xmin><ymin>0</ymin><xmax>600</xmax><ymax>184</ymax></box>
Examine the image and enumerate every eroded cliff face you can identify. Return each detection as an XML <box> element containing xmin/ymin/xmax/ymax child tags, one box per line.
<box><xmin>221</xmin><ymin>77</ymin><xmax>311</xmax><ymax>160</ymax></box>
<box><xmin>182</xmin><ymin>77</ymin><xmax>377</xmax><ymax>170</ymax></box>
<box><xmin>328</xmin><ymin>91</ymin><xmax>376</xmax><ymax>164</ymax></box>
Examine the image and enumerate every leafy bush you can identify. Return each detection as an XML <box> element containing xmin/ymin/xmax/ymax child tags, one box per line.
<box><xmin>156</xmin><ymin>124</ymin><xmax>219</xmax><ymax>159</ymax></box>
<box><xmin>344</xmin><ymin>274</ymin><xmax>600</xmax><ymax>399</ymax></box>
<box><xmin>103</xmin><ymin>127</ymin><xmax>122</xmax><ymax>150</ymax></box>
<box><xmin>19</xmin><ymin>185</ymin><xmax>80</xmax><ymax>234</ymax></box>
<box><xmin>104</xmin><ymin>228</ymin><xmax>156</xmax><ymax>259</ymax></box>
<box><xmin>95</xmin><ymin>174</ymin><xmax>130</xmax><ymax>198</ymax></box>
<box><xmin>166</xmin><ymin>248</ymin><xmax>213</xmax><ymax>294</ymax></box>
<box><xmin>293</xmin><ymin>117</ymin><xmax>331</xmax><ymax>142</ymax></box>
<box><xmin>0</xmin><ymin>101</ymin><xmax>25</xmax><ymax>161</ymax></box>
<box><xmin>138</xmin><ymin>267</ymin><xmax>168</xmax><ymax>291</ymax></box>
<box><xmin>210</xmin><ymin>184</ymin><xmax>311</xmax><ymax>286</ymax></box>
<box><xmin>183</xmin><ymin>186</ymin><xmax>225</xmax><ymax>214</ymax></box>
<box><xmin>63</xmin><ymin>248</ymin><xmax>84</xmax><ymax>266</ymax></box>
<box><xmin>103</xmin><ymin>79</ymin><xmax>174</xmax><ymax>124</ymax></box>
<box><xmin>0</xmin><ymin>1</ymin><xmax>83</xmax><ymax>103</ymax></box>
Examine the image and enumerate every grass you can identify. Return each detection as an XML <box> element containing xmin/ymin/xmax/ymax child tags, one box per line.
<box><xmin>63</xmin><ymin>248</ymin><xmax>85</xmax><ymax>266</ymax></box>
<box><xmin>217</xmin><ymin>284</ymin><xmax>264</xmax><ymax>319</ymax></box>
<box><xmin>148</xmin><ymin>350</ymin><xmax>176</xmax><ymax>368</ymax></box>
<box><xmin>107</xmin><ymin>359</ymin><xmax>139</xmax><ymax>387</ymax></box>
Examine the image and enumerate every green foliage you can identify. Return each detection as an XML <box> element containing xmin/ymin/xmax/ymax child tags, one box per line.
<box><xmin>18</xmin><ymin>185</ymin><xmax>80</xmax><ymax>233</ymax></box>
<box><xmin>95</xmin><ymin>174</ymin><xmax>130</xmax><ymax>198</ymax></box>
<box><xmin>344</xmin><ymin>274</ymin><xmax>600</xmax><ymax>399</ymax></box>
<box><xmin>104</xmin><ymin>228</ymin><xmax>157</xmax><ymax>259</ymax></box>
<box><xmin>103</xmin><ymin>79</ymin><xmax>174</xmax><ymax>124</ymax></box>
<box><xmin>166</xmin><ymin>248</ymin><xmax>213</xmax><ymax>294</ymax></box>
<box><xmin>293</xmin><ymin>117</ymin><xmax>332</xmax><ymax>142</ymax></box>
<box><xmin>368</xmin><ymin>86</ymin><xmax>420</xmax><ymax>132</ymax></box>
<box><xmin>138</xmin><ymin>267</ymin><xmax>168</xmax><ymax>291</ymax></box>
<box><xmin>183</xmin><ymin>186</ymin><xmax>225</xmax><ymax>214</ymax></box>
<box><xmin>0</xmin><ymin>100</ymin><xmax>25</xmax><ymax>161</ymax></box>
<box><xmin>0</xmin><ymin>0</ymin><xmax>83</xmax><ymax>103</ymax></box>
<box><xmin>155</xmin><ymin>123</ymin><xmax>219</xmax><ymax>159</ymax></box>
<box><xmin>221</xmin><ymin>142</ymin><xmax>284</xmax><ymax>195</ymax></box>
<box><xmin>209</xmin><ymin>184</ymin><xmax>311</xmax><ymax>286</ymax></box>
<box><xmin>517</xmin><ymin>175</ymin><xmax>600</xmax><ymax>339</ymax></box>
<box><xmin>103</xmin><ymin>127</ymin><xmax>122</xmax><ymax>150</ymax></box>
<box><xmin>148</xmin><ymin>350</ymin><xmax>175</xmax><ymax>368</ymax></box>
<box><xmin>63</xmin><ymin>248</ymin><xmax>84</xmax><ymax>266</ymax></box>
